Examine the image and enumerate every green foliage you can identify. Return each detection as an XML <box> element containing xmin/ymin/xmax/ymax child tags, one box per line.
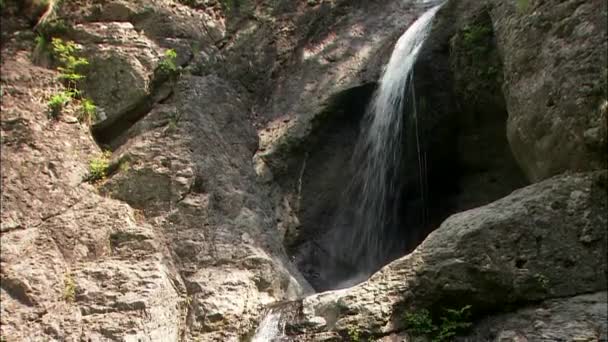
<box><xmin>534</xmin><ymin>273</ymin><xmax>550</xmax><ymax>289</ymax></box>
<box><xmin>51</xmin><ymin>38</ymin><xmax>88</xmax><ymax>88</ymax></box>
<box><xmin>47</xmin><ymin>90</ymin><xmax>77</xmax><ymax>118</ymax></box>
<box><xmin>63</xmin><ymin>274</ymin><xmax>76</xmax><ymax>302</ymax></box>
<box><xmin>35</xmin><ymin>34</ymin><xmax>49</xmax><ymax>53</ymax></box>
<box><xmin>88</xmin><ymin>151</ymin><xmax>112</xmax><ymax>182</ymax></box>
<box><xmin>347</xmin><ymin>327</ymin><xmax>361</xmax><ymax>342</ymax></box>
<box><xmin>46</xmin><ymin>38</ymin><xmax>92</xmax><ymax>119</ymax></box>
<box><xmin>435</xmin><ymin>306</ymin><xmax>473</xmax><ymax>342</ymax></box>
<box><xmin>38</xmin><ymin>18</ymin><xmax>69</xmax><ymax>37</ymax></box>
<box><xmin>404</xmin><ymin>309</ymin><xmax>435</xmax><ymax>336</ymax></box>
<box><xmin>159</xmin><ymin>49</ymin><xmax>179</xmax><ymax>74</ymax></box>
<box><xmin>79</xmin><ymin>98</ymin><xmax>97</xmax><ymax>124</ymax></box>
<box><xmin>404</xmin><ymin>305</ymin><xmax>473</xmax><ymax>342</ymax></box>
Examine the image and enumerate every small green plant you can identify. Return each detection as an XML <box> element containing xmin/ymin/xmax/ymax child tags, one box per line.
<box><xmin>51</xmin><ymin>38</ymin><xmax>88</xmax><ymax>88</ymax></box>
<box><xmin>435</xmin><ymin>306</ymin><xmax>473</xmax><ymax>342</ymax></box>
<box><xmin>47</xmin><ymin>90</ymin><xmax>76</xmax><ymax>118</ymax></box>
<box><xmin>404</xmin><ymin>309</ymin><xmax>435</xmax><ymax>336</ymax></box>
<box><xmin>63</xmin><ymin>274</ymin><xmax>76</xmax><ymax>302</ymax></box>
<box><xmin>88</xmin><ymin>151</ymin><xmax>112</xmax><ymax>182</ymax></box>
<box><xmin>534</xmin><ymin>273</ymin><xmax>550</xmax><ymax>289</ymax></box>
<box><xmin>347</xmin><ymin>327</ymin><xmax>361</xmax><ymax>342</ymax></box>
<box><xmin>404</xmin><ymin>305</ymin><xmax>473</xmax><ymax>342</ymax></box>
<box><xmin>79</xmin><ymin>98</ymin><xmax>97</xmax><ymax>124</ymax></box>
<box><xmin>158</xmin><ymin>49</ymin><xmax>178</xmax><ymax>74</ymax></box>
<box><xmin>35</xmin><ymin>34</ymin><xmax>48</xmax><ymax>52</ymax></box>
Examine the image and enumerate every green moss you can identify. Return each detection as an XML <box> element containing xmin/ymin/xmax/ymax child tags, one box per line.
<box><xmin>460</xmin><ymin>23</ymin><xmax>493</xmax><ymax>62</ymax></box>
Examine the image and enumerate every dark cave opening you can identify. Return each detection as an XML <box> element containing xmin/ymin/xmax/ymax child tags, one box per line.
<box><xmin>289</xmin><ymin>75</ymin><xmax>528</xmax><ymax>292</ymax></box>
<box><xmin>288</xmin><ymin>9</ymin><xmax>529</xmax><ymax>291</ymax></box>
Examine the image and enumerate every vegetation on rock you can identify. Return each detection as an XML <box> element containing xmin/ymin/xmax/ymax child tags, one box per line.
<box><xmin>159</xmin><ymin>49</ymin><xmax>179</xmax><ymax>74</ymax></box>
<box><xmin>404</xmin><ymin>305</ymin><xmax>473</xmax><ymax>342</ymax></box>
<box><xmin>88</xmin><ymin>151</ymin><xmax>112</xmax><ymax>182</ymax></box>
<box><xmin>63</xmin><ymin>273</ymin><xmax>76</xmax><ymax>302</ymax></box>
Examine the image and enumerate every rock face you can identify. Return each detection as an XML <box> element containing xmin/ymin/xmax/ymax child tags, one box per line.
<box><xmin>101</xmin><ymin>74</ymin><xmax>313</xmax><ymax>340</ymax></box>
<box><xmin>378</xmin><ymin>292</ymin><xmax>607</xmax><ymax>342</ymax></box>
<box><xmin>490</xmin><ymin>0</ymin><xmax>608</xmax><ymax>182</ymax></box>
<box><xmin>1</xmin><ymin>1</ymin><xmax>311</xmax><ymax>341</ymax></box>
<box><xmin>287</xmin><ymin>171</ymin><xmax>607</xmax><ymax>339</ymax></box>
<box><xmin>463</xmin><ymin>291</ymin><xmax>607</xmax><ymax>341</ymax></box>
<box><xmin>1</xmin><ymin>0</ymin><xmax>607</xmax><ymax>341</ymax></box>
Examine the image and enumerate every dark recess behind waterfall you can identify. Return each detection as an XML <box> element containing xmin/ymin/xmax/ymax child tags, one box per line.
<box><xmin>289</xmin><ymin>6</ymin><xmax>529</xmax><ymax>291</ymax></box>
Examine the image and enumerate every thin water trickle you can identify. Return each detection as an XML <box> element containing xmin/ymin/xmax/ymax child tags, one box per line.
<box><xmin>251</xmin><ymin>308</ymin><xmax>284</xmax><ymax>342</ymax></box>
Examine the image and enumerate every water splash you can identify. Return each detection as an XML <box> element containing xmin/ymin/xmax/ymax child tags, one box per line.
<box><xmin>329</xmin><ymin>3</ymin><xmax>444</xmax><ymax>285</ymax></box>
<box><xmin>251</xmin><ymin>308</ymin><xmax>284</xmax><ymax>342</ymax></box>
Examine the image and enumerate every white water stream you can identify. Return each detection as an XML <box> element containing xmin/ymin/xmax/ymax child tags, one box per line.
<box><xmin>252</xmin><ymin>2</ymin><xmax>444</xmax><ymax>340</ymax></box>
<box><xmin>335</xmin><ymin>1</ymin><xmax>444</xmax><ymax>282</ymax></box>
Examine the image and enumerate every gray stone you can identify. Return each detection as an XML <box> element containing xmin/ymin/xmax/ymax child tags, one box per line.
<box><xmin>291</xmin><ymin>171</ymin><xmax>607</xmax><ymax>338</ymax></box>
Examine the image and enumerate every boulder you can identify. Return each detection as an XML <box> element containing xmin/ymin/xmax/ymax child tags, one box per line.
<box><xmin>490</xmin><ymin>0</ymin><xmax>608</xmax><ymax>181</ymax></box>
<box><xmin>377</xmin><ymin>292</ymin><xmax>607</xmax><ymax>342</ymax></box>
<box><xmin>288</xmin><ymin>171</ymin><xmax>607</xmax><ymax>339</ymax></box>
<box><xmin>463</xmin><ymin>291</ymin><xmax>607</xmax><ymax>341</ymax></box>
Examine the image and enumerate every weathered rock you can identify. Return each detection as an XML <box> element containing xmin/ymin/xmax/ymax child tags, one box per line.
<box><xmin>74</xmin><ymin>21</ymin><xmax>162</xmax><ymax>130</ymax></box>
<box><xmin>490</xmin><ymin>0</ymin><xmax>608</xmax><ymax>182</ymax></box>
<box><xmin>100</xmin><ymin>74</ymin><xmax>312</xmax><ymax>340</ymax></box>
<box><xmin>287</xmin><ymin>171</ymin><xmax>607</xmax><ymax>339</ymax></box>
<box><xmin>463</xmin><ymin>291</ymin><xmax>607</xmax><ymax>341</ymax></box>
<box><xmin>377</xmin><ymin>292</ymin><xmax>608</xmax><ymax>342</ymax></box>
<box><xmin>247</xmin><ymin>1</ymin><xmax>439</xmax><ymax>178</ymax></box>
<box><xmin>0</xmin><ymin>31</ymin><xmax>183</xmax><ymax>340</ymax></box>
<box><xmin>1</xmin><ymin>3</ymin><xmax>312</xmax><ymax>341</ymax></box>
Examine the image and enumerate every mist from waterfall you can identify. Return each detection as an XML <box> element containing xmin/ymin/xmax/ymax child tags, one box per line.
<box><xmin>327</xmin><ymin>3</ymin><xmax>444</xmax><ymax>287</ymax></box>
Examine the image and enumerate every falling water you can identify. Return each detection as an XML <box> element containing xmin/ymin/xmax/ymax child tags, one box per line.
<box><xmin>328</xmin><ymin>3</ymin><xmax>444</xmax><ymax>285</ymax></box>
<box><xmin>251</xmin><ymin>308</ymin><xmax>284</xmax><ymax>342</ymax></box>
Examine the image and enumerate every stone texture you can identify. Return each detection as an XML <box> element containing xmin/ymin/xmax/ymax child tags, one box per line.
<box><xmin>74</xmin><ymin>21</ymin><xmax>161</xmax><ymax>129</ymax></box>
<box><xmin>287</xmin><ymin>171</ymin><xmax>607</xmax><ymax>339</ymax></box>
<box><xmin>0</xmin><ymin>27</ymin><xmax>183</xmax><ymax>340</ymax></box>
<box><xmin>246</xmin><ymin>1</ymin><xmax>440</xmax><ymax>178</ymax></box>
<box><xmin>2</xmin><ymin>0</ymin><xmax>608</xmax><ymax>341</ymax></box>
<box><xmin>97</xmin><ymin>74</ymin><xmax>313</xmax><ymax>340</ymax></box>
<box><xmin>1</xmin><ymin>1</ymin><xmax>311</xmax><ymax>341</ymax></box>
<box><xmin>490</xmin><ymin>0</ymin><xmax>608</xmax><ymax>182</ymax></box>
<box><xmin>463</xmin><ymin>291</ymin><xmax>607</xmax><ymax>342</ymax></box>
<box><xmin>376</xmin><ymin>292</ymin><xmax>607</xmax><ymax>342</ymax></box>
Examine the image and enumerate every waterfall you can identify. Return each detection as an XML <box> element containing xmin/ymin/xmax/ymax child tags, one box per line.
<box><xmin>251</xmin><ymin>308</ymin><xmax>284</xmax><ymax>342</ymax></box>
<box><xmin>250</xmin><ymin>302</ymin><xmax>300</xmax><ymax>342</ymax></box>
<box><xmin>252</xmin><ymin>4</ymin><xmax>444</xmax><ymax>340</ymax></box>
<box><xmin>328</xmin><ymin>2</ymin><xmax>444</xmax><ymax>286</ymax></box>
